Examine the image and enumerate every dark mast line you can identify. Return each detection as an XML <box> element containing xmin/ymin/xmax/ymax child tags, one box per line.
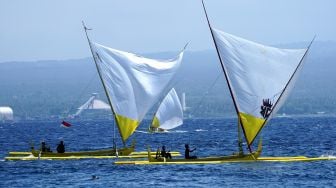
<box><xmin>82</xmin><ymin>21</ymin><xmax>125</xmax><ymax>146</ymax></box>
<box><xmin>201</xmin><ymin>0</ymin><xmax>252</xmax><ymax>153</ymax></box>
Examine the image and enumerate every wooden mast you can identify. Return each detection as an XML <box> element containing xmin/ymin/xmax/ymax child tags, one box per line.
<box><xmin>82</xmin><ymin>21</ymin><xmax>125</xmax><ymax>146</ymax></box>
<box><xmin>201</xmin><ymin>0</ymin><xmax>251</xmax><ymax>153</ymax></box>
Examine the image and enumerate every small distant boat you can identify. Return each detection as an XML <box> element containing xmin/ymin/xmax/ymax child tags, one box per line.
<box><xmin>149</xmin><ymin>88</ymin><xmax>183</xmax><ymax>133</ymax></box>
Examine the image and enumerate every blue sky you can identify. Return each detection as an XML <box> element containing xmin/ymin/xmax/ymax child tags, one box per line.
<box><xmin>0</xmin><ymin>0</ymin><xmax>335</xmax><ymax>62</ymax></box>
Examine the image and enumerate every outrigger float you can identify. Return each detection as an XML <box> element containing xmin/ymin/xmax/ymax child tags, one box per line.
<box><xmin>5</xmin><ymin>150</ymin><xmax>181</xmax><ymax>161</ymax></box>
<box><xmin>114</xmin><ymin>156</ymin><xmax>336</xmax><ymax>165</ymax></box>
<box><xmin>5</xmin><ymin>141</ymin><xmax>182</xmax><ymax>161</ymax></box>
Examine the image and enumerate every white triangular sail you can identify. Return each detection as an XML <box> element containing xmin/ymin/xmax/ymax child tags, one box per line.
<box><xmin>212</xmin><ymin>28</ymin><xmax>307</xmax><ymax>145</ymax></box>
<box><xmin>150</xmin><ymin>88</ymin><xmax>183</xmax><ymax>131</ymax></box>
<box><xmin>91</xmin><ymin>42</ymin><xmax>184</xmax><ymax>142</ymax></box>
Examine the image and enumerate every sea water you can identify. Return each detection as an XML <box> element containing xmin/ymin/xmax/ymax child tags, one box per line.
<box><xmin>0</xmin><ymin>117</ymin><xmax>335</xmax><ymax>187</ymax></box>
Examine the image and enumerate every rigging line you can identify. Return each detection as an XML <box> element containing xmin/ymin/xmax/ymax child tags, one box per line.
<box><xmin>189</xmin><ymin>72</ymin><xmax>222</xmax><ymax>117</ymax></box>
<box><xmin>82</xmin><ymin>21</ymin><xmax>123</xmax><ymax>145</ymax></box>
<box><xmin>171</xmin><ymin>74</ymin><xmax>187</xmax><ymax>90</ymax></box>
<box><xmin>248</xmin><ymin>36</ymin><xmax>316</xmax><ymax>146</ymax></box>
<box><xmin>63</xmin><ymin>72</ymin><xmax>98</xmax><ymax>119</ymax></box>
<box><xmin>201</xmin><ymin>0</ymin><xmax>252</xmax><ymax>153</ymax></box>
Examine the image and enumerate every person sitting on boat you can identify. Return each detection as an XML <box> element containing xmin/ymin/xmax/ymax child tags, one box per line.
<box><xmin>160</xmin><ymin>145</ymin><xmax>172</xmax><ymax>159</ymax></box>
<box><xmin>155</xmin><ymin>147</ymin><xmax>161</xmax><ymax>159</ymax></box>
<box><xmin>56</xmin><ymin>141</ymin><xmax>65</xmax><ymax>153</ymax></box>
<box><xmin>41</xmin><ymin>141</ymin><xmax>52</xmax><ymax>152</ymax></box>
<box><xmin>185</xmin><ymin>144</ymin><xmax>197</xmax><ymax>159</ymax></box>
<box><xmin>41</xmin><ymin>141</ymin><xmax>47</xmax><ymax>152</ymax></box>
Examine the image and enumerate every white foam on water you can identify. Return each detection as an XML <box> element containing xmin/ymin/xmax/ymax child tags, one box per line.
<box><xmin>320</xmin><ymin>154</ymin><xmax>336</xmax><ymax>159</ymax></box>
<box><xmin>320</xmin><ymin>152</ymin><xmax>336</xmax><ymax>159</ymax></box>
<box><xmin>172</xmin><ymin>130</ymin><xmax>187</xmax><ymax>133</ymax></box>
<box><xmin>135</xmin><ymin>130</ymin><xmax>149</xmax><ymax>134</ymax></box>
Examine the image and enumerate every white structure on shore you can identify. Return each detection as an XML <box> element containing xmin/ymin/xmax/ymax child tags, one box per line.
<box><xmin>73</xmin><ymin>93</ymin><xmax>110</xmax><ymax>117</ymax></box>
<box><xmin>0</xmin><ymin>106</ymin><xmax>14</xmax><ymax>121</ymax></box>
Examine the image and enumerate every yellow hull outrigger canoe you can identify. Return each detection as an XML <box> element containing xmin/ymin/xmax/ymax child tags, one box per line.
<box><xmin>114</xmin><ymin>138</ymin><xmax>336</xmax><ymax>165</ymax></box>
<box><xmin>147</xmin><ymin>139</ymin><xmax>262</xmax><ymax>163</ymax></box>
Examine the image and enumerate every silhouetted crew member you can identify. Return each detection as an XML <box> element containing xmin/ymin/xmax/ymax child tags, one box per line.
<box><xmin>41</xmin><ymin>141</ymin><xmax>47</xmax><ymax>152</ymax></box>
<box><xmin>185</xmin><ymin>144</ymin><xmax>197</xmax><ymax>159</ymax></box>
<box><xmin>160</xmin><ymin>145</ymin><xmax>172</xmax><ymax>159</ymax></box>
<box><xmin>155</xmin><ymin>147</ymin><xmax>160</xmax><ymax>159</ymax></box>
<box><xmin>57</xmin><ymin>141</ymin><xmax>65</xmax><ymax>153</ymax></box>
<box><xmin>41</xmin><ymin>141</ymin><xmax>52</xmax><ymax>152</ymax></box>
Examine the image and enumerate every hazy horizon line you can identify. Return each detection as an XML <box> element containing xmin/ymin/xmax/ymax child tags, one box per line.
<box><xmin>1</xmin><ymin>40</ymin><xmax>335</xmax><ymax>64</ymax></box>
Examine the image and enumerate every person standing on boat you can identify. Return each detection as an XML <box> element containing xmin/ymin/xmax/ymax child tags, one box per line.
<box><xmin>185</xmin><ymin>144</ymin><xmax>197</xmax><ymax>159</ymax></box>
<box><xmin>160</xmin><ymin>145</ymin><xmax>172</xmax><ymax>159</ymax></box>
<box><xmin>56</xmin><ymin>141</ymin><xmax>65</xmax><ymax>153</ymax></box>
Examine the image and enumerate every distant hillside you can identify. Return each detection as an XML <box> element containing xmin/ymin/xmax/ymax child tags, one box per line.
<box><xmin>0</xmin><ymin>41</ymin><xmax>336</xmax><ymax>120</ymax></box>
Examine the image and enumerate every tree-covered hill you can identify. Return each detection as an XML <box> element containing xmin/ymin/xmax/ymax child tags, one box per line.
<box><xmin>0</xmin><ymin>41</ymin><xmax>335</xmax><ymax>120</ymax></box>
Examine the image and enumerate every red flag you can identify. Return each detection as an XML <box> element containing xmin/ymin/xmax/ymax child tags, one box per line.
<box><xmin>61</xmin><ymin>120</ymin><xmax>71</xmax><ymax>128</ymax></box>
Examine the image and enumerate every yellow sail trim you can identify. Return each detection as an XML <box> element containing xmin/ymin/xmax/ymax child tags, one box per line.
<box><xmin>115</xmin><ymin>114</ymin><xmax>140</xmax><ymax>142</ymax></box>
<box><xmin>151</xmin><ymin>116</ymin><xmax>160</xmax><ymax>128</ymax></box>
<box><xmin>239</xmin><ymin>112</ymin><xmax>265</xmax><ymax>145</ymax></box>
